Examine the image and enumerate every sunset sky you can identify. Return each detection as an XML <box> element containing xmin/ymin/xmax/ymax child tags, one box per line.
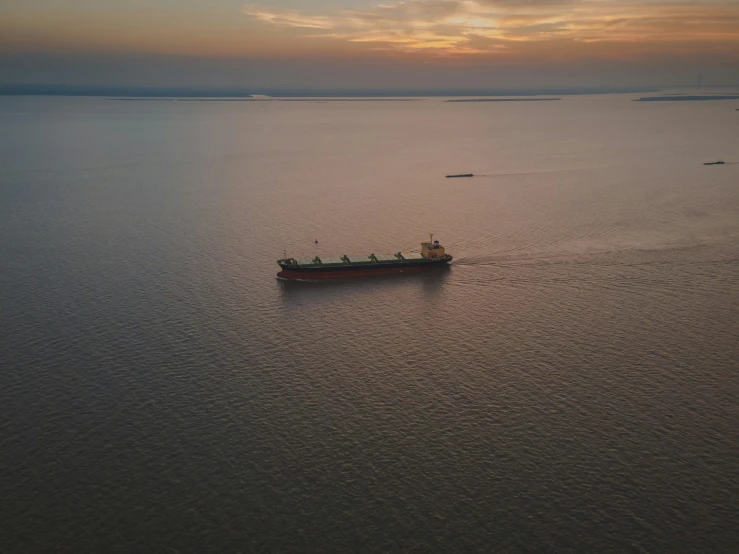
<box><xmin>2</xmin><ymin>0</ymin><xmax>738</xmax><ymax>93</ymax></box>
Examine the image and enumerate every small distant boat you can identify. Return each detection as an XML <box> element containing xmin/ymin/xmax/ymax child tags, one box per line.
<box><xmin>446</xmin><ymin>173</ymin><xmax>474</xmax><ymax>178</ymax></box>
<box><xmin>704</xmin><ymin>161</ymin><xmax>725</xmax><ymax>165</ymax></box>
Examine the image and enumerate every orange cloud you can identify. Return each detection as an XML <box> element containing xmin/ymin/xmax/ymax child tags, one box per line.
<box><xmin>242</xmin><ymin>0</ymin><xmax>739</xmax><ymax>57</ymax></box>
<box><xmin>1</xmin><ymin>0</ymin><xmax>737</xmax><ymax>64</ymax></box>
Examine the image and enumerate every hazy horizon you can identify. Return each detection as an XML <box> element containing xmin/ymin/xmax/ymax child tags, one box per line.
<box><xmin>0</xmin><ymin>82</ymin><xmax>673</xmax><ymax>98</ymax></box>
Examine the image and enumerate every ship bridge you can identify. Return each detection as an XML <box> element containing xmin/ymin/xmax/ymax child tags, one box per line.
<box><xmin>421</xmin><ymin>234</ymin><xmax>446</xmax><ymax>259</ymax></box>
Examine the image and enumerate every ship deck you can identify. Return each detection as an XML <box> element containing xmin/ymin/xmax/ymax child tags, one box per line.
<box><xmin>293</xmin><ymin>252</ymin><xmax>425</xmax><ymax>267</ymax></box>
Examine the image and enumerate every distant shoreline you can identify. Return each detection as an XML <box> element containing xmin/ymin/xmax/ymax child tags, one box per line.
<box><xmin>111</xmin><ymin>98</ymin><xmax>422</xmax><ymax>102</ymax></box>
<box><xmin>444</xmin><ymin>98</ymin><xmax>561</xmax><ymax>103</ymax></box>
<box><xmin>0</xmin><ymin>84</ymin><xmax>662</xmax><ymax>98</ymax></box>
<box><xmin>635</xmin><ymin>95</ymin><xmax>739</xmax><ymax>102</ymax></box>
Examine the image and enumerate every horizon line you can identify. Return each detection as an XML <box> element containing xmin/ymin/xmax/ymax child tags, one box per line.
<box><xmin>0</xmin><ymin>84</ymin><xmax>696</xmax><ymax>98</ymax></box>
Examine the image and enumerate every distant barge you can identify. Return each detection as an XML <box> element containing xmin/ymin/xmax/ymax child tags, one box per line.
<box><xmin>446</xmin><ymin>173</ymin><xmax>474</xmax><ymax>178</ymax></box>
<box><xmin>277</xmin><ymin>235</ymin><xmax>453</xmax><ymax>279</ymax></box>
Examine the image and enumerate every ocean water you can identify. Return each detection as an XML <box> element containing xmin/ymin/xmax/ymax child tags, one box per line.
<box><xmin>1</xmin><ymin>95</ymin><xmax>738</xmax><ymax>552</ymax></box>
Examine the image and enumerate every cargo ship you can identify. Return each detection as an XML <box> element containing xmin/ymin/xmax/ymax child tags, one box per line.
<box><xmin>277</xmin><ymin>235</ymin><xmax>453</xmax><ymax>279</ymax></box>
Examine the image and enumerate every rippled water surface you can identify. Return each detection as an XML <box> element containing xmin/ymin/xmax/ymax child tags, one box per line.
<box><xmin>1</xmin><ymin>96</ymin><xmax>738</xmax><ymax>552</ymax></box>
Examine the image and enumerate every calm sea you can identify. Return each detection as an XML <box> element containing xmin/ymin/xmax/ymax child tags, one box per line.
<box><xmin>1</xmin><ymin>95</ymin><xmax>738</xmax><ymax>552</ymax></box>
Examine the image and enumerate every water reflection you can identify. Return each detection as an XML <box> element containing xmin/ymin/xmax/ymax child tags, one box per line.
<box><xmin>277</xmin><ymin>265</ymin><xmax>452</xmax><ymax>301</ymax></box>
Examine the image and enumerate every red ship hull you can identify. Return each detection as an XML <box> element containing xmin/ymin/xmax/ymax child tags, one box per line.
<box><xmin>277</xmin><ymin>264</ymin><xmax>440</xmax><ymax>280</ymax></box>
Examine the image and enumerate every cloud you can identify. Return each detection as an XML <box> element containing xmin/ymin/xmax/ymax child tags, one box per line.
<box><xmin>242</xmin><ymin>5</ymin><xmax>335</xmax><ymax>29</ymax></box>
<box><xmin>242</xmin><ymin>0</ymin><xmax>739</xmax><ymax>56</ymax></box>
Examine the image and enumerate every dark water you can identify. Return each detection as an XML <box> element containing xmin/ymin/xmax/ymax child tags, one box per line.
<box><xmin>1</xmin><ymin>96</ymin><xmax>738</xmax><ymax>552</ymax></box>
